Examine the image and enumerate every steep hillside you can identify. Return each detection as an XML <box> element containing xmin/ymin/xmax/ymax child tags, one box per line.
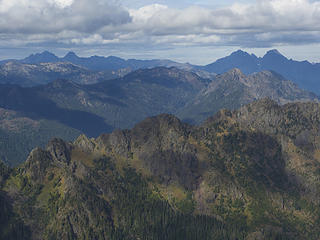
<box><xmin>178</xmin><ymin>68</ymin><xmax>319</xmax><ymax>123</ymax></box>
<box><xmin>1</xmin><ymin>99</ymin><xmax>320</xmax><ymax>239</ymax></box>
<box><xmin>0</xmin><ymin>67</ymin><xmax>207</xmax><ymax>164</ymax></box>
<box><xmin>0</xmin><ymin>67</ymin><xmax>207</xmax><ymax>129</ymax></box>
<box><xmin>0</xmin><ymin>107</ymin><xmax>81</xmax><ymax>166</ymax></box>
<box><xmin>0</xmin><ymin>67</ymin><xmax>318</xmax><ymax>166</ymax></box>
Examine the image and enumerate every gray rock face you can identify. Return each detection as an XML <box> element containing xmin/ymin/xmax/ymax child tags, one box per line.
<box><xmin>74</xmin><ymin>134</ymin><xmax>95</xmax><ymax>153</ymax></box>
<box><xmin>46</xmin><ymin>138</ymin><xmax>73</xmax><ymax>165</ymax></box>
<box><xmin>24</xmin><ymin>148</ymin><xmax>53</xmax><ymax>182</ymax></box>
<box><xmin>23</xmin><ymin>138</ymin><xmax>74</xmax><ymax>183</ymax></box>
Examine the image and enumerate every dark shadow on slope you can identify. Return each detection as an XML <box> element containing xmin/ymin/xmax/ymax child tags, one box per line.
<box><xmin>89</xmin><ymin>94</ymin><xmax>127</xmax><ymax>107</ymax></box>
<box><xmin>0</xmin><ymin>191</ymin><xmax>31</xmax><ymax>240</ymax></box>
<box><xmin>144</xmin><ymin>150</ymin><xmax>200</xmax><ymax>190</ymax></box>
<box><xmin>181</xmin><ymin>118</ymin><xmax>197</xmax><ymax>125</ymax></box>
<box><xmin>0</xmin><ymin>84</ymin><xmax>113</xmax><ymax>137</ymax></box>
<box><xmin>88</xmin><ymin>81</ymin><xmax>127</xmax><ymax>99</ymax></box>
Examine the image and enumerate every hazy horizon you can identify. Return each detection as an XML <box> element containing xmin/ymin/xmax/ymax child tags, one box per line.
<box><xmin>2</xmin><ymin>46</ymin><xmax>320</xmax><ymax>66</ymax></box>
<box><xmin>0</xmin><ymin>0</ymin><xmax>319</xmax><ymax>64</ymax></box>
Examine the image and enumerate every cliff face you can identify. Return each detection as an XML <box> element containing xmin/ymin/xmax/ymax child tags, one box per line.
<box><xmin>1</xmin><ymin>99</ymin><xmax>320</xmax><ymax>239</ymax></box>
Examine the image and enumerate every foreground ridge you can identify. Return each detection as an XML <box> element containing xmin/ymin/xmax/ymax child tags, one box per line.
<box><xmin>1</xmin><ymin>99</ymin><xmax>320</xmax><ymax>239</ymax></box>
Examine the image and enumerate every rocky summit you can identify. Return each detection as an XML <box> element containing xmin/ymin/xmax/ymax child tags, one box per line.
<box><xmin>178</xmin><ymin>68</ymin><xmax>319</xmax><ymax>124</ymax></box>
<box><xmin>1</xmin><ymin>99</ymin><xmax>320</xmax><ymax>239</ymax></box>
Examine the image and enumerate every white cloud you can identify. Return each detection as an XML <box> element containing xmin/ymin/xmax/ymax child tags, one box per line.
<box><xmin>0</xmin><ymin>0</ymin><xmax>131</xmax><ymax>34</ymax></box>
<box><xmin>49</xmin><ymin>0</ymin><xmax>74</xmax><ymax>8</ymax></box>
<box><xmin>0</xmin><ymin>0</ymin><xmax>320</xmax><ymax>53</ymax></box>
<box><xmin>129</xmin><ymin>4</ymin><xmax>168</xmax><ymax>22</ymax></box>
<box><xmin>129</xmin><ymin>0</ymin><xmax>320</xmax><ymax>31</ymax></box>
<box><xmin>70</xmin><ymin>34</ymin><xmax>120</xmax><ymax>44</ymax></box>
<box><xmin>123</xmin><ymin>0</ymin><xmax>320</xmax><ymax>46</ymax></box>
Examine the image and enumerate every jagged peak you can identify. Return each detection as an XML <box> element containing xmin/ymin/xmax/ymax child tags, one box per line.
<box><xmin>132</xmin><ymin>114</ymin><xmax>189</xmax><ymax>139</ymax></box>
<box><xmin>41</xmin><ymin>50</ymin><xmax>56</xmax><ymax>56</ymax></box>
<box><xmin>228</xmin><ymin>68</ymin><xmax>244</xmax><ymax>75</ymax></box>
<box><xmin>64</xmin><ymin>51</ymin><xmax>79</xmax><ymax>59</ymax></box>
<box><xmin>220</xmin><ymin>68</ymin><xmax>246</xmax><ymax>79</ymax></box>
<box><xmin>263</xmin><ymin>49</ymin><xmax>287</xmax><ymax>59</ymax></box>
<box><xmin>230</xmin><ymin>49</ymin><xmax>251</xmax><ymax>57</ymax></box>
<box><xmin>24</xmin><ymin>147</ymin><xmax>53</xmax><ymax>181</ymax></box>
<box><xmin>22</xmin><ymin>51</ymin><xmax>59</xmax><ymax>64</ymax></box>
<box><xmin>267</xmin><ymin>49</ymin><xmax>281</xmax><ymax>55</ymax></box>
<box><xmin>74</xmin><ymin>134</ymin><xmax>96</xmax><ymax>152</ymax></box>
<box><xmin>46</xmin><ymin>138</ymin><xmax>73</xmax><ymax>165</ymax></box>
<box><xmin>75</xmin><ymin>134</ymin><xmax>90</xmax><ymax>142</ymax></box>
<box><xmin>29</xmin><ymin>51</ymin><xmax>57</xmax><ymax>58</ymax></box>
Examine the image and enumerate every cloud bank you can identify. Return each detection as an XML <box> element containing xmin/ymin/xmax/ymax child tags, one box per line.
<box><xmin>0</xmin><ymin>0</ymin><xmax>320</xmax><ymax>50</ymax></box>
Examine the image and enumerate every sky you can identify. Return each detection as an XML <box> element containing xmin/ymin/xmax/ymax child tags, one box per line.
<box><xmin>0</xmin><ymin>0</ymin><xmax>320</xmax><ymax>64</ymax></box>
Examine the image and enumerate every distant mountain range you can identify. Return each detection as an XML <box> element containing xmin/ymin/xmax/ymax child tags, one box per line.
<box><xmin>0</xmin><ymin>67</ymin><xmax>318</xmax><ymax>166</ymax></box>
<box><xmin>15</xmin><ymin>50</ymin><xmax>190</xmax><ymax>71</ymax></box>
<box><xmin>201</xmin><ymin>49</ymin><xmax>320</xmax><ymax>95</ymax></box>
<box><xmin>0</xmin><ymin>61</ymin><xmax>127</xmax><ymax>86</ymax></box>
<box><xmin>0</xmin><ymin>51</ymin><xmax>192</xmax><ymax>87</ymax></box>
<box><xmin>179</xmin><ymin>68</ymin><xmax>319</xmax><ymax>124</ymax></box>
<box><xmin>0</xmin><ymin>49</ymin><xmax>319</xmax><ymax>95</ymax></box>
<box><xmin>2</xmin><ymin>49</ymin><xmax>320</xmax><ymax>239</ymax></box>
<box><xmin>2</xmin><ymin>99</ymin><xmax>320</xmax><ymax>239</ymax></box>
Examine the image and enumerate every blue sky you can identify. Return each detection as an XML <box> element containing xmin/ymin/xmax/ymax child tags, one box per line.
<box><xmin>0</xmin><ymin>0</ymin><xmax>320</xmax><ymax>64</ymax></box>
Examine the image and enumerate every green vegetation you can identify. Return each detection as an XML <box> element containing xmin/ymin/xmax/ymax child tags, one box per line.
<box><xmin>1</xmin><ymin>67</ymin><xmax>317</xmax><ymax>167</ymax></box>
<box><xmin>1</xmin><ymin>154</ymin><xmax>245</xmax><ymax>240</ymax></box>
<box><xmin>0</xmin><ymin>119</ymin><xmax>81</xmax><ymax>166</ymax></box>
<box><xmin>1</xmin><ymin>99</ymin><xmax>320</xmax><ymax>239</ymax></box>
